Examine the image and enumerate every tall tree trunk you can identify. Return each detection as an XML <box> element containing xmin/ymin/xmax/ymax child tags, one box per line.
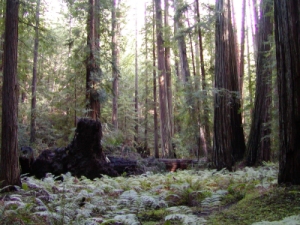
<box><xmin>174</xmin><ymin>0</ymin><xmax>190</xmax><ymax>83</ymax></box>
<box><xmin>86</xmin><ymin>0</ymin><xmax>100</xmax><ymax>120</ymax></box>
<box><xmin>30</xmin><ymin>0</ymin><xmax>40</xmax><ymax>144</ymax></box>
<box><xmin>274</xmin><ymin>0</ymin><xmax>300</xmax><ymax>184</ymax></box>
<box><xmin>246</xmin><ymin>0</ymin><xmax>273</xmax><ymax>166</ymax></box>
<box><xmin>246</xmin><ymin>27</ymin><xmax>254</xmax><ymax>112</ymax></box>
<box><xmin>239</xmin><ymin>0</ymin><xmax>246</xmax><ymax>94</ymax></box>
<box><xmin>187</xmin><ymin>14</ymin><xmax>204</xmax><ymax>159</ymax></box>
<box><xmin>164</xmin><ymin>0</ymin><xmax>173</xmax><ymax>138</ymax></box>
<box><xmin>155</xmin><ymin>0</ymin><xmax>172</xmax><ymax>157</ymax></box>
<box><xmin>213</xmin><ymin>0</ymin><xmax>245</xmax><ymax>171</ymax></box>
<box><xmin>248</xmin><ymin>0</ymin><xmax>258</xmax><ymax>61</ymax></box>
<box><xmin>134</xmin><ymin>13</ymin><xmax>139</xmax><ymax>144</ymax></box>
<box><xmin>175</xmin><ymin>0</ymin><xmax>199</xmax><ymax>157</ymax></box>
<box><xmin>144</xmin><ymin>3</ymin><xmax>149</xmax><ymax>151</ymax></box>
<box><xmin>195</xmin><ymin>0</ymin><xmax>212</xmax><ymax>157</ymax></box>
<box><xmin>112</xmin><ymin>0</ymin><xmax>120</xmax><ymax>129</ymax></box>
<box><xmin>0</xmin><ymin>0</ymin><xmax>21</xmax><ymax>191</ymax></box>
<box><xmin>153</xmin><ymin>3</ymin><xmax>159</xmax><ymax>158</ymax></box>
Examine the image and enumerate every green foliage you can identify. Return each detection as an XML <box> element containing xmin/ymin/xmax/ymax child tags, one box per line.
<box><xmin>1</xmin><ymin>164</ymin><xmax>295</xmax><ymax>224</ymax></box>
<box><xmin>252</xmin><ymin>215</ymin><xmax>300</xmax><ymax>225</ymax></box>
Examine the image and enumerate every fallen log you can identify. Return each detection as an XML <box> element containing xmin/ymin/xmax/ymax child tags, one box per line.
<box><xmin>107</xmin><ymin>156</ymin><xmax>137</xmax><ymax>175</ymax></box>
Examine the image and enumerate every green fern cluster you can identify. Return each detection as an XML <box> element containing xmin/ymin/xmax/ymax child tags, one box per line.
<box><xmin>0</xmin><ymin>164</ymin><xmax>296</xmax><ymax>225</ymax></box>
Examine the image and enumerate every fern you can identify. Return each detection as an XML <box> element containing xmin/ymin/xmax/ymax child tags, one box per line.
<box><xmin>252</xmin><ymin>214</ymin><xmax>300</xmax><ymax>225</ymax></box>
<box><xmin>114</xmin><ymin>214</ymin><xmax>140</xmax><ymax>225</ymax></box>
<box><xmin>165</xmin><ymin>206</ymin><xmax>206</xmax><ymax>225</ymax></box>
<box><xmin>165</xmin><ymin>213</ymin><xmax>206</xmax><ymax>225</ymax></box>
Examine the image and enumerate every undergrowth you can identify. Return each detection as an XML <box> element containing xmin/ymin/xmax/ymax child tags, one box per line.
<box><xmin>0</xmin><ymin>163</ymin><xmax>299</xmax><ymax>225</ymax></box>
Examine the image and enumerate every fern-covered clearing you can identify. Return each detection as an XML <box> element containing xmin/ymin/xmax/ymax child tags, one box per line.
<box><xmin>0</xmin><ymin>163</ymin><xmax>299</xmax><ymax>225</ymax></box>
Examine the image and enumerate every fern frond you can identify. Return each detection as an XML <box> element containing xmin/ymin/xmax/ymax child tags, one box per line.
<box><xmin>165</xmin><ymin>213</ymin><xmax>206</xmax><ymax>225</ymax></box>
<box><xmin>251</xmin><ymin>214</ymin><xmax>300</xmax><ymax>225</ymax></box>
<box><xmin>166</xmin><ymin>205</ymin><xmax>193</xmax><ymax>214</ymax></box>
<box><xmin>114</xmin><ymin>214</ymin><xmax>140</xmax><ymax>225</ymax></box>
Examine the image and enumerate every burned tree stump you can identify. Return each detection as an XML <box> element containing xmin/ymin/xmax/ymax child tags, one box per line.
<box><xmin>30</xmin><ymin>118</ymin><xmax>118</xmax><ymax>179</ymax></box>
<box><xmin>19</xmin><ymin>146</ymin><xmax>34</xmax><ymax>175</ymax></box>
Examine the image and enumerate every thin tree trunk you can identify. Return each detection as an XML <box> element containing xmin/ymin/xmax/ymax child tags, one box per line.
<box><xmin>155</xmin><ymin>0</ymin><xmax>172</xmax><ymax>158</ymax></box>
<box><xmin>0</xmin><ymin>0</ymin><xmax>21</xmax><ymax>190</ymax></box>
<box><xmin>274</xmin><ymin>0</ymin><xmax>300</xmax><ymax>185</ymax></box>
<box><xmin>30</xmin><ymin>0</ymin><xmax>41</xmax><ymax>144</ymax></box>
<box><xmin>174</xmin><ymin>0</ymin><xmax>190</xmax><ymax>83</ymax></box>
<box><xmin>248</xmin><ymin>0</ymin><xmax>258</xmax><ymax>61</ymax></box>
<box><xmin>134</xmin><ymin>12</ymin><xmax>139</xmax><ymax>144</ymax></box>
<box><xmin>112</xmin><ymin>0</ymin><xmax>120</xmax><ymax>129</ymax></box>
<box><xmin>144</xmin><ymin>3</ymin><xmax>149</xmax><ymax>150</ymax></box>
<box><xmin>187</xmin><ymin>14</ymin><xmax>204</xmax><ymax>159</ymax></box>
<box><xmin>195</xmin><ymin>0</ymin><xmax>211</xmax><ymax>157</ymax></box>
<box><xmin>164</xmin><ymin>0</ymin><xmax>173</xmax><ymax>138</ymax></box>
<box><xmin>153</xmin><ymin>3</ymin><xmax>159</xmax><ymax>158</ymax></box>
<box><xmin>239</xmin><ymin>0</ymin><xmax>246</xmax><ymax>94</ymax></box>
<box><xmin>246</xmin><ymin>28</ymin><xmax>254</xmax><ymax>113</ymax></box>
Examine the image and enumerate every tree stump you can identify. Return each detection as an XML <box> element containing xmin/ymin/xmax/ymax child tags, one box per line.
<box><xmin>31</xmin><ymin>118</ymin><xmax>118</xmax><ymax>179</ymax></box>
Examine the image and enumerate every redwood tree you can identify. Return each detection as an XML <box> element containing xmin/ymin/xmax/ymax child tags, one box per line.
<box><xmin>155</xmin><ymin>0</ymin><xmax>172</xmax><ymax>157</ymax></box>
<box><xmin>274</xmin><ymin>0</ymin><xmax>300</xmax><ymax>184</ymax></box>
<box><xmin>152</xmin><ymin>3</ymin><xmax>159</xmax><ymax>158</ymax></box>
<box><xmin>195</xmin><ymin>0</ymin><xmax>212</xmax><ymax>156</ymax></box>
<box><xmin>246</xmin><ymin>0</ymin><xmax>273</xmax><ymax>166</ymax></box>
<box><xmin>30</xmin><ymin>0</ymin><xmax>41</xmax><ymax>144</ymax></box>
<box><xmin>213</xmin><ymin>0</ymin><xmax>245</xmax><ymax>171</ymax></box>
<box><xmin>86</xmin><ymin>0</ymin><xmax>101</xmax><ymax>120</ymax></box>
<box><xmin>111</xmin><ymin>0</ymin><xmax>121</xmax><ymax>129</ymax></box>
<box><xmin>0</xmin><ymin>0</ymin><xmax>21</xmax><ymax>190</ymax></box>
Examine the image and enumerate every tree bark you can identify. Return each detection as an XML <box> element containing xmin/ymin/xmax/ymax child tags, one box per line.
<box><xmin>195</xmin><ymin>0</ymin><xmax>212</xmax><ymax>157</ymax></box>
<box><xmin>155</xmin><ymin>0</ymin><xmax>172</xmax><ymax>157</ymax></box>
<box><xmin>246</xmin><ymin>0</ymin><xmax>273</xmax><ymax>166</ymax></box>
<box><xmin>213</xmin><ymin>0</ymin><xmax>245</xmax><ymax>171</ymax></box>
<box><xmin>274</xmin><ymin>0</ymin><xmax>300</xmax><ymax>184</ymax></box>
<box><xmin>134</xmin><ymin>12</ymin><xmax>139</xmax><ymax>144</ymax></box>
<box><xmin>174</xmin><ymin>0</ymin><xmax>190</xmax><ymax>83</ymax></box>
<box><xmin>30</xmin><ymin>0</ymin><xmax>40</xmax><ymax>144</ymax></box>
<box><xmin>0</xmin><ymin>0</ymin><xmax>21</xmax><ymax>191</ymax></box>
<box><xmin>248</xmin><ymin>0</ymin><xmax>258</xmax><ymax>61</ymax></box>
<box><xmin>86</xmin><ymin>0</ymin><xmax>101</xmax><ymax>120</ymax></box>
<box><xmin>144</xmin><ymin>3</ymin><xmax>149</xmax><ymax>151</ymax></box>
<box><xmin>239</xmin><ymin>0</ymin><xmax>246</xmax><ymax>94</ymax></box>
<box><xmin>111</xmin><ymin>0</ymin><xmax>120</xmax><ymax>129</ymax></box>
<box><xmin>153</xmin><ymin>3</ymin><xmax>159</xmax><ymax>158</ymax></box>
<box><xmin>164</xmin><ymin>0</ymin><xmax>173</xmax><ymax>137</ymax></box>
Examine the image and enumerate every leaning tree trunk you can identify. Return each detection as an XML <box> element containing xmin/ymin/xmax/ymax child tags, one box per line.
<box><xmin>246</xmin><ymin>0</ymin><xmax>273</xmax><ymax>166</ymax></box>
<box><xmin>274</xmin><ymin>0</ymin><xmax>300</xmax><ymax>185</ymax></box>
<box><xmin>213</xmin><ymin>0</ymin><xmax>245</xmax><ymax>171</ymax></box>
<box><xmin>0</xmin><ymin>0</ymin><xmax>21</xmax><ymax>191</ymax></box>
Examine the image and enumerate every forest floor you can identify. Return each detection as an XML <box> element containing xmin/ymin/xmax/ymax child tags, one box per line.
<box><xmin>0</xmin><ymin>162</ymin><xmax>300</xmax><ymax>225</ymax></box>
